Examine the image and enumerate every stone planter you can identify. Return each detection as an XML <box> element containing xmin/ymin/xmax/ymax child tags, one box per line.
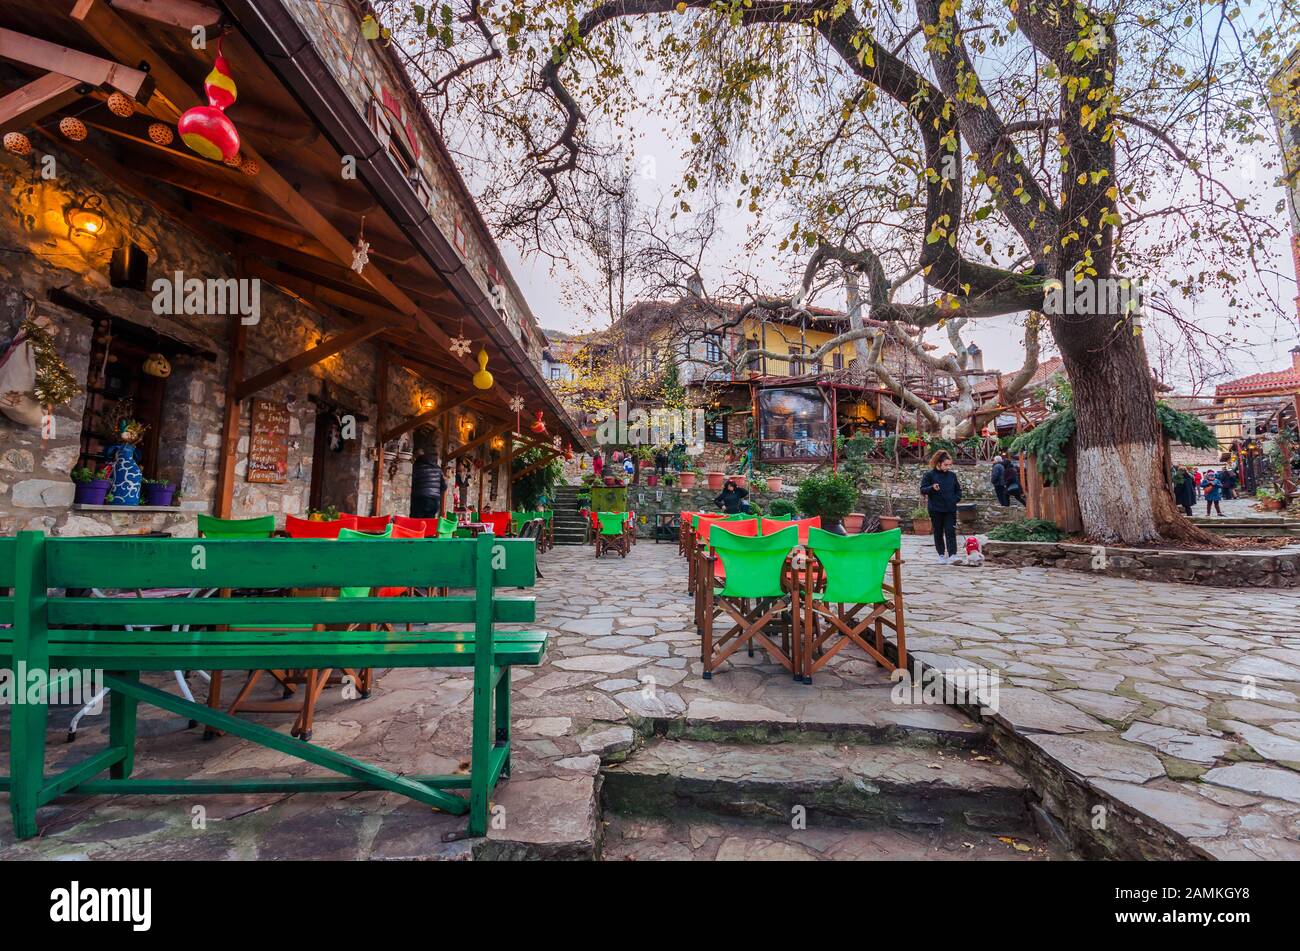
<box><xmin>73</xmin><ymin>479</ymin><xmax>110</xmax><ymax>505</ymax></box>
<box><xmin>678</xmin><ymin>472</ymin><xmax>697</xmax><ymax>489</ymax></box>
<box><xmin>957</xmin><ymin>502</ymin><xmax>978</xmax><ymax>526</ymax></box>
<box><xmin>707</xmin><ymin>472</ymin><xmax>726</xmax><ymax>491</ymax></box>
<box><xmin>766</xmin><ymin>476</ymin><xmax>783</xmax><ymax>492</ymax></box>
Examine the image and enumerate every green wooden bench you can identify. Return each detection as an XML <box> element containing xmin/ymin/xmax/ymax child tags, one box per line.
<box><xmin>0</xmin><ymin>531</ymin><xmax>546</xmax><ymax>841</ymax></box>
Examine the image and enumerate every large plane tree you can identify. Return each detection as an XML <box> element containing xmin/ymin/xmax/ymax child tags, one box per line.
<box><xmin>379</xmin><ymin>0</ymin><xmax>1296</xmax><ymax>542</ymax></box>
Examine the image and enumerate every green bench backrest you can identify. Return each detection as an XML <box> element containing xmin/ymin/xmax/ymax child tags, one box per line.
<box><xmin>12</xmin><ymin>532</ymin><xmax>535</xmax><ymax>631</ymax></box>
<box><xmin>197</xmin><ymin>514</ymin><xmax>276</xmax><ymax>538</ymax></box>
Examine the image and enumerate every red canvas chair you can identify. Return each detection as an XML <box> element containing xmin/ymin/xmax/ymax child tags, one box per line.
<box><xmin>285</xmin><ymin>514</ymin><xmax>344</xmax><ymax>539</ymax></box>
<box><xmin>339</xmin><ymin>513</ymin><xmax>391</xmax><ymax>533</ymax></box>
<box><xmin>760</xmin><ymin>516</ymin><xmax>822</xmax><ymax>546</ymax></box>
<box><xmin>392</xmin><ymin>515</ymin><xmax>443</xmax><ymax>535</ymax></box>
<box><xmin>478</xmin><ymin>512</ymin><xmax>512</xmax><ymax>536</ymax></box>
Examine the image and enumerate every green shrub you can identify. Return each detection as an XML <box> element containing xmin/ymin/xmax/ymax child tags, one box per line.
<box><xmin>767</xmin><ymin>498</ymin><xmax>798</xmax><ymax>518</ymax></box>
<box><xmin>987</xmin><ymin>518</ymin><xmax>1063</xmax><ymax>542</ymax></box>
<box><xmin>794</xmin><ymin>472</ymin><xmax>857</xmax><ymax>521</ymax></box>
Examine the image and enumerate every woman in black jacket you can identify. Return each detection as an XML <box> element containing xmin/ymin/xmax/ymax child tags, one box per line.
<box><xmin>714</xmin><ymin>479</ymin><xmax>749</xmax><ymax>514</ymax></box>
<box><xmin>920</xmin><ymin>450</ymin><xmax>962</xmax><ymax>564</ymax></box>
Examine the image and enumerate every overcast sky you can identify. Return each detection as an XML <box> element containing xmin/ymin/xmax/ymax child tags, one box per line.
<box><xmin>493</xmin><ymin>55</ymin><xmax>1299</xmax><ymax>396</ymax></box>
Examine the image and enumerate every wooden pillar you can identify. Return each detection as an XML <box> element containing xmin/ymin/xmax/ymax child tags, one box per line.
<box><xmin>476</xmin><ymin>446</ymin><xmax>486</xmax><ymax>512</ymax></box>
<box><xmin>438</xmin><ymin>421</ymin><xmax>450</xmax><ymax>517</ymax></box>
<box><xmin>215</xmin><ymin>317</ymin><xmax>247</xmax><ymax>519</ymax></box>
<box><xmin>370</xmin><ymin>349</ymin><xmax>388</xmax><ymax>516</ymax></box>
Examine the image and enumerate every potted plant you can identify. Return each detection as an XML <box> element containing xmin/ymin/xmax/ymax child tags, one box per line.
<box><xmin>909</xmin><ymin>503</ymin><xmax>932</xmax><ymax>535</ymax></box>
<box><xmin>731</xmin><ymin>473</ymin><xmax>747</xmax><ymax>489</ymax></box>
<box><xmin>308</xmin><ymin>504</ymin><xmax>339</xmax><ymax>522</ymax></box>
<box><xmin>679</xmin><ymin>468</ymin><xmax>698</xmax><ymax>489</ymax></box>
<box><xmin>843</xmin><ymin>512</ymin><xmax>867</xmax><ymax>533</ymax></box>
<box><xmin>1256</xmin><ymin>487</ymin><xmax>1284</xmax><ymax>511</ymax></box>
<box><xmin>71</xmin><ymin>465</ymin><xmax>112</xmax><ymax>505</ymax></box>
<box><xmin>646</xmin><ymin>472</ymin><xmax>659</xmax><ymax>487</ymax></box>
<box><xmin>142</xmin><ymin>478</ymin><xmax>176</xmax><ymax>506</ymax></box>
<box><xmin>794</xmin><ymin>472</ymin><xmax>857</xmax><ymax>534</ymax></box>
<box><xmin>707</xmin><ymin>470</ymin><xmax>726</xmax><ymax>491</ymax></box>
<box><xmin>766</xmin><ymin>474</ymin><xmax>783</xmax><ymax>492</ymax></box>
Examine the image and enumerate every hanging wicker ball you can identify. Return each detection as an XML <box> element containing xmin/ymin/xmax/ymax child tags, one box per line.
<box><xmin>222</xmin><ymin>151</ymin><xmax>243</xmax><ymax>167</ymax></box>
<box><xmin>3</xmin><ymin>132</ymin><xmax>32</xmax><ymax>156</ymax></box>
<box><xmin>58</xmin><ymin>117</ymin><xmax>88</xmax><ymax>141</ymax></box>
<box><xmin>239</xmin><ymin>157</ymin><xmax>259</xmax><ymax>176</ymax></box>
<box><xmin>106</xmin><ymin>92</ymin><xmax>135</xmax><ymax>117</ymax></box>
<box><xmin>147</xmin><ymin>122</ymin><xmax>174</xmax><ymax>146</ymax></box>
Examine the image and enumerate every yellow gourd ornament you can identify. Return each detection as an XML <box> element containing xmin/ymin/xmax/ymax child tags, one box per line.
<box><xmin>472</xmin><ymin>347</ymin><xmax>494</xmax><ymax>390</ymax></box>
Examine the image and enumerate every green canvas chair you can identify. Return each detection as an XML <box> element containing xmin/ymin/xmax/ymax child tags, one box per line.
<box><xmin>801</xmin><ymin>527</ymin><xmax>905</xmax><ymax>683</ymax></box>
<box><xmin>436</xmin><ymin>517</ymin><xmax>458</xmax><ymax>539</ymax></box>
<box><xmin>196</xmin><ymin>514</ymin><xmax>276</xmax><ymax>539</ymax></box>
<box><xmin>699</xmin><ymin>525</ymin><xmax>799</xmax><ymax>679</ymax></box>
<box><xmin>594</xmin><ymin>511</ymin><xmax>629</xmax><ymax>558</ymax></box>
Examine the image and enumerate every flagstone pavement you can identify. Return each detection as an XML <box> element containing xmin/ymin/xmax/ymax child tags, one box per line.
<box><xmin>1</xmin><ymin>532</ymin><xmax>1297</xmax><ymax>860</ymax></box>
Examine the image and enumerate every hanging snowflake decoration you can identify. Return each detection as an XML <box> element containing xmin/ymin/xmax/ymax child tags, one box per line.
<box><xmin>449</xmin><ymin>334</ymin><xmax>473</xmax><ymax>358</ymax></box>
<box><xmin>508</xmin><ymin>395</ymin><xmax>525</xmax><ymax>414</ymax></box>
<box><xmin>350</xmin><ymin>236</ymin><xmax>370</xmax><ymax>273</ymax></box>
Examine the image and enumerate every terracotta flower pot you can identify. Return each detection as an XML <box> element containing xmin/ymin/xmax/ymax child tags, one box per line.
<box><xmin>604</xmin><ymin>477</ymin><xmax>616</xmax><ymax>486</ymax></box>
<box><xmin>707</xmin><ymin>471</ymin><xmax>726</xmax><ymax>491</ymax></box>
<box><xmin>843</xmin><ymin>512</ymin><xmax>866</xmax><ymax>534</ymax></box>
<box><xmin>912</xmin><ymin>517</ymin><xmax>932</xmax><ymax>535</ymax></box>
<box><xmin>765</xmin><ymin>476</ymin><xmax>783</xmax><ymax>492</ymax></box>
<box><xmin>647</xmin><ymin>474</ymin><xmax>659</xmax><ymax>487</ymax></box>
<box><xmin>732</xmin><ymin>475</ymin><xmax>747</xmax><ymax>489</ymax></box>
<box><xmin>679</xmin><ymin>472</ymin><xmax>697</xmax><ymax>489</ymax></box>
<box><xmin>878</xmin><ymin>515</ymin><xmax>900</xmax><ymax>531</ymax></box>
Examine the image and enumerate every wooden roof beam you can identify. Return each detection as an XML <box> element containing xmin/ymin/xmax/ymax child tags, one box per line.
<box><xmin>110</xmin><ymin>0</ymin><xmax>223</xmax><ymax>30</ymax></box>
<box><xmin>446</xmin><ymin>421</ymin><xmax>513</xmax><ymax>462</ymax></box>
<box><xmin>0</xmin><ymin>26</ymin><xmax>153</xmax><ymax>100</ymax></box>
<box><xmin>512</xmin><ymin>450</ymin><xmax>561</xmax><ymax>482</ymax></box>
<box><xmin>0</xmin><ymin>72</ymin><xmax>84</xmax><ymax>133</ymax></box>
<box><xmin>380</xmin><ymin>390</ymin><xmax>477</xmax><ymax>444</ymax></box>
<box><xmin>234</xmin><ymin>318</ymin><xmax>387</xmax><ymax>401</ymax></box>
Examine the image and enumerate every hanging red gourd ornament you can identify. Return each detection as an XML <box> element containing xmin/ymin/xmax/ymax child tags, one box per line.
<box><xmin>177</xmin><ymin>37</ymin><xmax>240</xmax><ymax>162</ymax></box>
<box><xmin>530</xmin><ymin>411</ymin><xmax>547</xmax><ymax>435</ymax></box>
<box><xmin>564</xmin><ymin>442</ymin><xmax>573</xmax><ymax>462</ymax></box>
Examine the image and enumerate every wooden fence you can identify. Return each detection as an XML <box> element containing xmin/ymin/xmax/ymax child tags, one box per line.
<box><xmin>1024</xmin><ymin>448</ymin><xmax>1083</xmax><ymax>533</ymax></box>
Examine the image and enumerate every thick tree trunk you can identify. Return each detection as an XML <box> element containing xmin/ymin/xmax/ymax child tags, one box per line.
<box><xmin>1054</xmin><ymin>316</ymin><xmax>1214</xmax><ymax>545</ymax></box>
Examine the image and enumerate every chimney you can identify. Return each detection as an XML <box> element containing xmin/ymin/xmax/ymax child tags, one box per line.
<box><xmin>966</xmin><ymin>341</ymin><xmax>984</xmax><ymax>373</ymax></box>
<box><xmin>1292</xmin><ymin>344</ymin><xmax>1300</xmax><ymax>373</ymax></box>
<box><xmin>686</xmin><ymin>273</ymin><xmax>704</xmax><ymax>299</ymax></box>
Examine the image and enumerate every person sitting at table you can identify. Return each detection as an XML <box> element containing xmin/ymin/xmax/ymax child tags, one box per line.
<box><xmin>714</xmin><ymin>478</ymin><xmax>750</xmax><ymax>514</ymax></box>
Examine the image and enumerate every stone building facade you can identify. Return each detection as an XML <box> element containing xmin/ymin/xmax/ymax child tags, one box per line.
<box><xmin>0</xmin><ymin>142</ymin><xmax>502</xmax><ymax>537</ymax></box>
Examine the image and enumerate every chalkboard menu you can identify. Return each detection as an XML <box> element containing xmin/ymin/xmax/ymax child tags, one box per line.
<box><xmin>247</xmin><ymin>399</ymin><xmax>290</xmax><ymax>484</ymax></box>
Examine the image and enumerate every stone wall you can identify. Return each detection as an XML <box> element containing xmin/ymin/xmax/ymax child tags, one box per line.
<box><xmin>0</xmin><ymin>141</ymin><xmax>502</xmax><ymax>537</ymax></box>
<box><xmin>985</xmin><ymin>541</ymin><xmax>1300</xmax><ymax>588</ymax></box>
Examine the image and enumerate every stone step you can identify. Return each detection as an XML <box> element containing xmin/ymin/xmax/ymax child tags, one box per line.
<box><xmin>600</xmin><ymin>811</ymin><xmax>1060</xmax><ymax>861</ymax></box>
<box><xmin>601</xmin><ymin>738</ymin><xmax>1035</xmax><ymax>835</ymax></box>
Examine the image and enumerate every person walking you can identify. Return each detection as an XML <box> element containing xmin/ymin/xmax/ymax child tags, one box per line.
<box><xmin>1218</xmin><ymin>466</ymin><xmax>1237</xmax><ymax>500</ymax></box>
<box><xmin>409</xmin><ymin>450</ymin><xmax>445</xmax><ymax>518</ymax></box>
<box><xmin>920</xmin><ymin>449</ymin><xmax>962</xmax><ymax>564</ymax></box>
<box><xmin>1172</xmin><ymin>465</ymin><xmax>1196</xmax><ymax>516</ymax></box>
<box><xmin>592</xmin><ymin>451</ymin><xmax>604</xmax><ymax>480</ymax></box>
<box><xmin>1203</xmin><ymin>470</ymin><xmax>1224</xmax><ymax>516</ymax></box>
<box><xmin>1004</xmin><ymin>455</ymin><xmax>1027</xmax><ymax>506</ymax></box>
<box><xmin>714</xmin><ymin>478</ymin><xmax>750</xmax><ymax>514</ymax></box>
<box><xmin>1192</xmin><ymin>467</ymin><xmax>1203</xmax><ymax>500</ymax></box>
<box><xmin>990</xmin><ymin>454</ymin><xmax>1011</xmax><ymax>507</ymax></box>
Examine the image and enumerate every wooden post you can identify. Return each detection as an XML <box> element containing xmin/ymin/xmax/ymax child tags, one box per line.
<box><xmin>371</xmin><ymin>348</ymin><xmax>388</xmax><ymax>516</ymax></box>
<box><xmin>476</xmin><ymin>446</ymin><xmax>486</xmax><ymax>513</ymax></box>
<box><xmin>438</xmin><ymin>422</ymin><xmax>450</xmax><ymax>517</ymax></box>
<box><xmin>215</xmin><ymin>315</ymin><xmax>247</xmax><ymax>519</ymax></box>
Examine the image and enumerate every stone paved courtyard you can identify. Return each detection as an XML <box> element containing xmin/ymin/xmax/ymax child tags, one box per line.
<box><xmin>2</xmin><ymin>531</ymin><xmax>1298</xmax><ymax>860</ymax></box>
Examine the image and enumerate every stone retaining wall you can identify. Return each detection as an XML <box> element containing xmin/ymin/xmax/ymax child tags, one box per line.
<box><xmin>985</xmin><ymin>541</ymin><xmax>1300</xmax><ymax>588</ymax></box>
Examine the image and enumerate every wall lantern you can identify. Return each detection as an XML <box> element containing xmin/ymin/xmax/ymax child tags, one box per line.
<box><xmin>489</xmin><ymin>435</ymin><xmax>505</xmax><ymax>452</ymax></box>
<box><xmin>143</xmin><ymin>352</ymin><xmax>172</xmax><ymax>378</ymax></box>
<box><xmin>66</xmin><ymin>194</ymin><xmax>106</xmax><ymax>238</ymax></box>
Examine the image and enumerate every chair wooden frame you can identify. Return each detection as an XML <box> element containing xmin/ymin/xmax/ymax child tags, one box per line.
<box><xmin>800</xmin><ymin>551</ymin><xmax>906</xmax><ymax>683</ymax></box>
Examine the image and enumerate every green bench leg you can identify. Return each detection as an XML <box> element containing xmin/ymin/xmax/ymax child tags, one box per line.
<box><xmin>10</xmin><ymin>530</ymin><xmax>48</xmax><ymax>839</ymax></box>
<box><xmin>495</xmin><ymin>666</ymin><xmax>511</xmax><ymax>778</ymax></box>
<box><xmin>9</xmin><ymin>693</ymin><xmax>46</xmax><ymax>839</ymax></box>
<box><xmin>467</xmin><ymin>664</ymin><xmax>494</xmax><ymax>837</ymax></box>
<box><xmin>108</xmin><ymin>670</ymin><xmax>138</xmax><ymax>779</ymax></box>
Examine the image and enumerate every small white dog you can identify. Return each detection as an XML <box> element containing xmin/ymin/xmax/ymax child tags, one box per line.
<box><xmin>962</xmin><ymin>536</ymin><xmax>984</xmax><ymax>566</ymax></box>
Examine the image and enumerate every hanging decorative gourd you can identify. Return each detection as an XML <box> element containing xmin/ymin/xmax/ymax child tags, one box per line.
<box><xmin>106</xmin><ymin>92</ymin><xmax>136</xmax><ymax>117</ymax></box>
<box><xmin>472</xmin><ymin>347</ymin><xmax>493</xmax><ymax>390</ymax></box>
<box><xmin>147</xmin><ymin>122</ymin><xmax>174</xmax><ymax>146</ymax></box>
<box><xmin>3</xmin><ymin>132</ymin><xmax>32</xmax><ymax>156</ymax></box>
<box><xmin>58</xmin><ymin>117</ymin><xmax>87</xmax><ymax>141</ymax></box>
<box><xmin>564</xmin><ymin>442</ymin><xmax>573</xmax><ymax>462</ymax></box>
<box><xmin>142</xmin><ymin>352</ymin><xmax>172</xmax><ymax>378</ymax></box>
<box><xmin>530</xmin><ymin>410</ymin><xmax>547</xmax><ymax>435</ymax></box>
<box><xmin>177</xmin><ymin>37</ymin><xmax>240</xmax><ymax>162</ymax></box>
